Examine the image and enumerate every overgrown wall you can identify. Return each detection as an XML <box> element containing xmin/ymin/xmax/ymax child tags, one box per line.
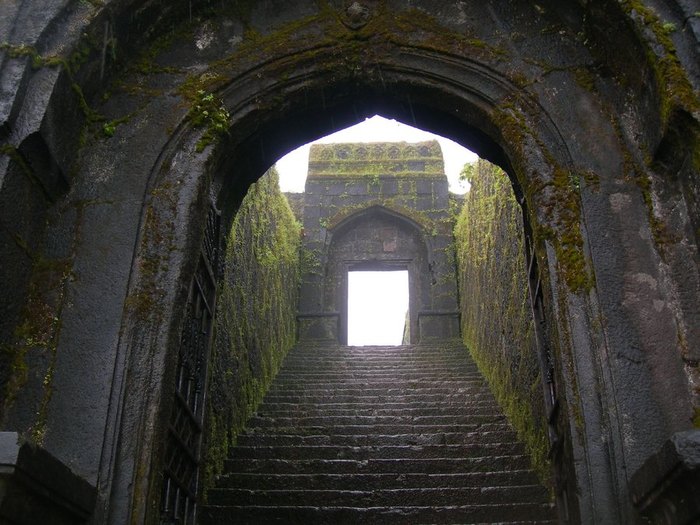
<box><xmin>454</xmin><ymin>160</ymin><xmax>549</xmax><ymax>484</ymax></box>
<box><xmin>201</xmin><ymin>168</ymin><xmax>300</xmax><ymax>493</ymax></box>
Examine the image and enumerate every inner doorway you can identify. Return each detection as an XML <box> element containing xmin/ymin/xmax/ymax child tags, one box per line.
<box><xmin>347</xmin><ymin>270</ymin><xmax>409</xmax><ymax>346</ymax></box>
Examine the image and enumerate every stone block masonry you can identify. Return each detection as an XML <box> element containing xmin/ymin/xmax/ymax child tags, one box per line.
<box><xmin>297</xmin><ymin>141</ymin><xmax>459</xmax><ymax>344</ymax></box>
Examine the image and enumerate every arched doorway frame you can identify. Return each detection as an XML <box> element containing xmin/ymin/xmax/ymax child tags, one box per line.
<box><xmin>325</xmin><ymin>204</ymin><xmax>433</xmax><ymax>346</ymax></box>
<box><xmin>106</xmin><ymin>40</ymin><xmax>613</xmax><ymax>525</ymax></box>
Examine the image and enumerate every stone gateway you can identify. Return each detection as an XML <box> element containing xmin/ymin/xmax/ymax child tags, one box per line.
<box><xmin>1</xmin><ymin>1</ymin><xmax>699</xmax><ymax>524</ymax></box>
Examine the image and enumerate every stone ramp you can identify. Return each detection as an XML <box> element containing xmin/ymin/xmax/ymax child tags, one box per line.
<box><xmin>200</xmin><ymin>343</ymin><xmax>556</xmax><ymax>524</ymax></box>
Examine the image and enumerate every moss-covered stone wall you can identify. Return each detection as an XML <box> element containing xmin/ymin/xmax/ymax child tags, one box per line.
<box><xmin>454</xmin><ymin>159</ymin><xmax>550</xmax><ymax>485</ymax></box>
<box><xmin>200</xmin><ymin>167</ymin><xmax>300</xmax><ymax>494</ymax></box>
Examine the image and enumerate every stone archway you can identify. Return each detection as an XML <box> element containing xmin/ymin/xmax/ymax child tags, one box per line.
<box><xmin>1</xmin><ymin>2</ymin><xmax>698</xmax><ymax>524</ymax></box>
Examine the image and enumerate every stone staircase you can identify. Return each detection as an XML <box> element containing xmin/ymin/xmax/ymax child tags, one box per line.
<box><xmin>200</xmin><ymin>343</ymin><xmax>557</xmax><ymax>524</ymax></box>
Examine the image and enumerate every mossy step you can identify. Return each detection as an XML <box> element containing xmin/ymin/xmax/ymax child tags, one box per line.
<box><xmin>237</xmin><ymin>430</ymin><xmax>519</xmax><ymax>447</ymax></box>
<box><xmin>223</xmin><ymin>455</ymin><xmax>531</xmax><ymax>474</ymax></box>
<box><xmin>215</xmin><ymin>470</ymin><xmax>541</xmax><ymax>490</ymax></box>
<box><xmin>199</xmin><ymin>503</ymin><xmax>556</xmax><ymax>524</ymax></box>
<box><xmin>206</xmin><ymin>485</ymin><xmax>551</xmax><ymax>507</ymax></box>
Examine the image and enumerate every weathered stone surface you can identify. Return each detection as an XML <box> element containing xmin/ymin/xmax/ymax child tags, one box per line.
<box><xmin>298</xmin><ymin>141</ymin><xmax>459</xmax><ymax>344</ymax></box>
<box><xmin>201</xmin><ymin>168</ymin><xmax>300</xmax><ymax>495</ymax></box>
<box><xmin>0</xmin><ymin>1</ymin><xmax>697</xmax><ymax>523</ymax></box>
<box><xmin>0</xmin><ymin>431</ymin><xmax>96</xmax><ymax>525</ymax></box>
<box><xmin>454</xmin><ymin>159</ymin><xmax>560</xmax><ymax>501</ymax></box>
<box><xmin>630</xmin><ymin>429</ymin><xmax>700</xmax><ymax>524</ymax></box>
<box><xmin>201</xmin><ymin>342</ymin><xmax>556</xmax><ymax>524</ymax></box>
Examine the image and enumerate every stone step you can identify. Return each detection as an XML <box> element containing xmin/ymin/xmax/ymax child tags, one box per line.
<box><xmin>200</xmin><ymin>503</ymin><xmax>556</xmax><ymax>524</ymax></box>
<box><xmin>280</xmin><ymin>359</ymin><xmax>478</xmax><ymax>366</ymax></box>
<box><xmin>243</xmin><ymin>422</ymin><xmax>512</xmax><ymax>436</ymax></box>
<box><xmin>275</xmin><ymin>367</ymin><xmax>484</xmax><ymax>381</ymax></box>
<box><xmin>215</xmin><ymin>470</ymin><xmax>542</xmax><ymax>490</ymax></box>
<box><xmin>262</xmin><ymin>392</ymin><xmax>494</xmax><ymax>404</ymax></box>
<box><xmin>271</xmin><ymin>377</ymin><xmax>485</xmax><ymax>386</ymax></box>
<box><xmin>281</xmin><ymin>357</ymin><xmax>474</xmax><ymax>366</ymax></box>
<box><xmin>247</xmin><ymin>414</ymin><xmax>506</xmax><ymax>428</ymax></box>
<box><xmin>202</xmin><ymin>342</ymin><xmax>555</xmax><ymax>523</ymax></box>
<box><xmin>229</xmin><ymin>443</ymin><xmax>525</xmax><ymax>460</ymax></box>
<box><xmin>236</xmin><ymin>430</ymin><xmax>519</xmax><ymax>447</ymax></box>
<box><xmin>223</xmin><ymin>455</ymin><xmax>531</xmax><ymax>474</ymax></box>
<box><xmin>264</xmin><ymin>388</ymin><xmax>492</xmax><ymax>398</ymax></box>
<box><xmin>206</xmin><ymin>485</ymin><xmax>551</xmax><ymax>507</ymax></box>
<box><xmin>280</xmin><ymin>361</ymin><xmax>477</xmax><ymax>370</ymax></box>
<box><xmin>258</xmin><ymin>399</ymin><xmax>499</xmax><ymax>409</ymax></box>
<box><xmin>255</xmin><ymin>405</ymin><xmax>500</xmax><ymax>417</ymax></box>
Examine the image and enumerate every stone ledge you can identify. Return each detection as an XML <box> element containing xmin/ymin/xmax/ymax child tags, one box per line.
<box><xmin>0</xmin><ymin>432</ymin><xmax>96</xmax><ymax>525</ymax></box>
<box><xmin>630</xmin><ymin>429</ymin><xmax>700</xmax><ymax>525</ymax></box>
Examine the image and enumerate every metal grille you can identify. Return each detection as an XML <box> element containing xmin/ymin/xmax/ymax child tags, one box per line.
<box><xmin>161</xmin><ymin>205</ymin><xmax>220</xmax><ymax>525</ymax></box>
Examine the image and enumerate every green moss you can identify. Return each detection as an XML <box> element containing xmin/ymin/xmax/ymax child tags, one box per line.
<box><xmin>1</xmin><ymin>253</ymin><xmax>71</xmax><ymax>442</ymax></box>
<box><xmin>454</xmin><ymin>159</ymin><xmax>552</xmax><ymax>488</ymax></box>
<box><xmin>124</xmin><ymin>188</ymin><xmax>178</xmax><ymax>321</ymax></box>
<box><xmin>493</xmin><ymin>100</ymin><xmax>592</xmax><ymax>293</ymax></box>
<box><xmin>201</xmin><ymin>168</ymin><xmax>301</xmax><ymax>495</ymax></box>
<box><xmin>186</xmin><ymin>90</ymin><xmax>231</xmax><ymax>152</ymax></box>
<box><xmin>573</xmin><ymin>67</ymin><xmax>596</xmax><ymax>92</ymax></box>
<box><xmin>174</xmin><ymin>3</ymin><xmax>508</xmax><ymax>118</ymax></box>
<box><xmin>619</xmin><ymin>1</ymin><xmax>700</xmax><ymax>123</ymax></box>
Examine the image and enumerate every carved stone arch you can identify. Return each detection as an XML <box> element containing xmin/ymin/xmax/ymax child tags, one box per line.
<box><xmin>2</xmin><ymin>2</ymin><xmax>698</xmax><ymax>524</ymax></box>
<box><xmin>85</xmin><ymin>30</ymin><xmax>638</xmax><ymax>525</ymax></box>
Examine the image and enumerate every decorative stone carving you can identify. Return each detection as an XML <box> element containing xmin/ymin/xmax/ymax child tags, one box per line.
<box><xmin>343</xmin><ymin>2</ymin><xmax>372</xmax><ymax>29</ymax></box>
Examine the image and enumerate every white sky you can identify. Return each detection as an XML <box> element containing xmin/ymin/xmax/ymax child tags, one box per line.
<box><xmin>348</xmin><ymin>271</ymin><xmax>409</xmax><ymax>346</ymax></box>
<box><xmin>275</xmin><ymin>115</ymin><xmax>477</xmax><ymax>193</ymax></box>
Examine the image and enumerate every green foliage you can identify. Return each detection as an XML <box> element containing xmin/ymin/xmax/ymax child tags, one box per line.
<box><xmin>459</xmin><ymin>162</ymin><xmax>477</xmax><ymax>184</ymax></box>
<box><xmin>188</xmin><ymin>90</ymin><xmax>231</xmax><ymax>152</ymax></box>
<box><xmin>660</xmin><ymin>22</ymin><xmax>676</xmax><ymax>34</ymax></box>
<box><xmin>454</xmin><ymin>159</ymin><xmax>552</xmax><ymax>489</ymax></box>
<box><xmin>201</xmin><ymin>168</ymin><xmax>301</xmax><ymax>495</ymax></box>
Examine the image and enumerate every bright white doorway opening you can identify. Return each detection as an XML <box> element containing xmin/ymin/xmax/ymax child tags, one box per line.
<box><xmin>347</xmin><ymin>270</ymin><xmax>409</xmax><ymax>346</ymax></box>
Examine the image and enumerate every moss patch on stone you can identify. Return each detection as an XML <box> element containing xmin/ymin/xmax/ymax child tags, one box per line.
<box><xmin>201</xmin><ymin>167</ymin><xmax>301</xmax><ymax>495</ymax></box>
<box><xmin>454</xmin><ymin>159</ymin><xmax>552</xmax><ymax>489</ymax></box>
<box><xmin>619</xmin><ymin>1</ymin><xmax>700</xmax><ymax>123</ymax></box>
